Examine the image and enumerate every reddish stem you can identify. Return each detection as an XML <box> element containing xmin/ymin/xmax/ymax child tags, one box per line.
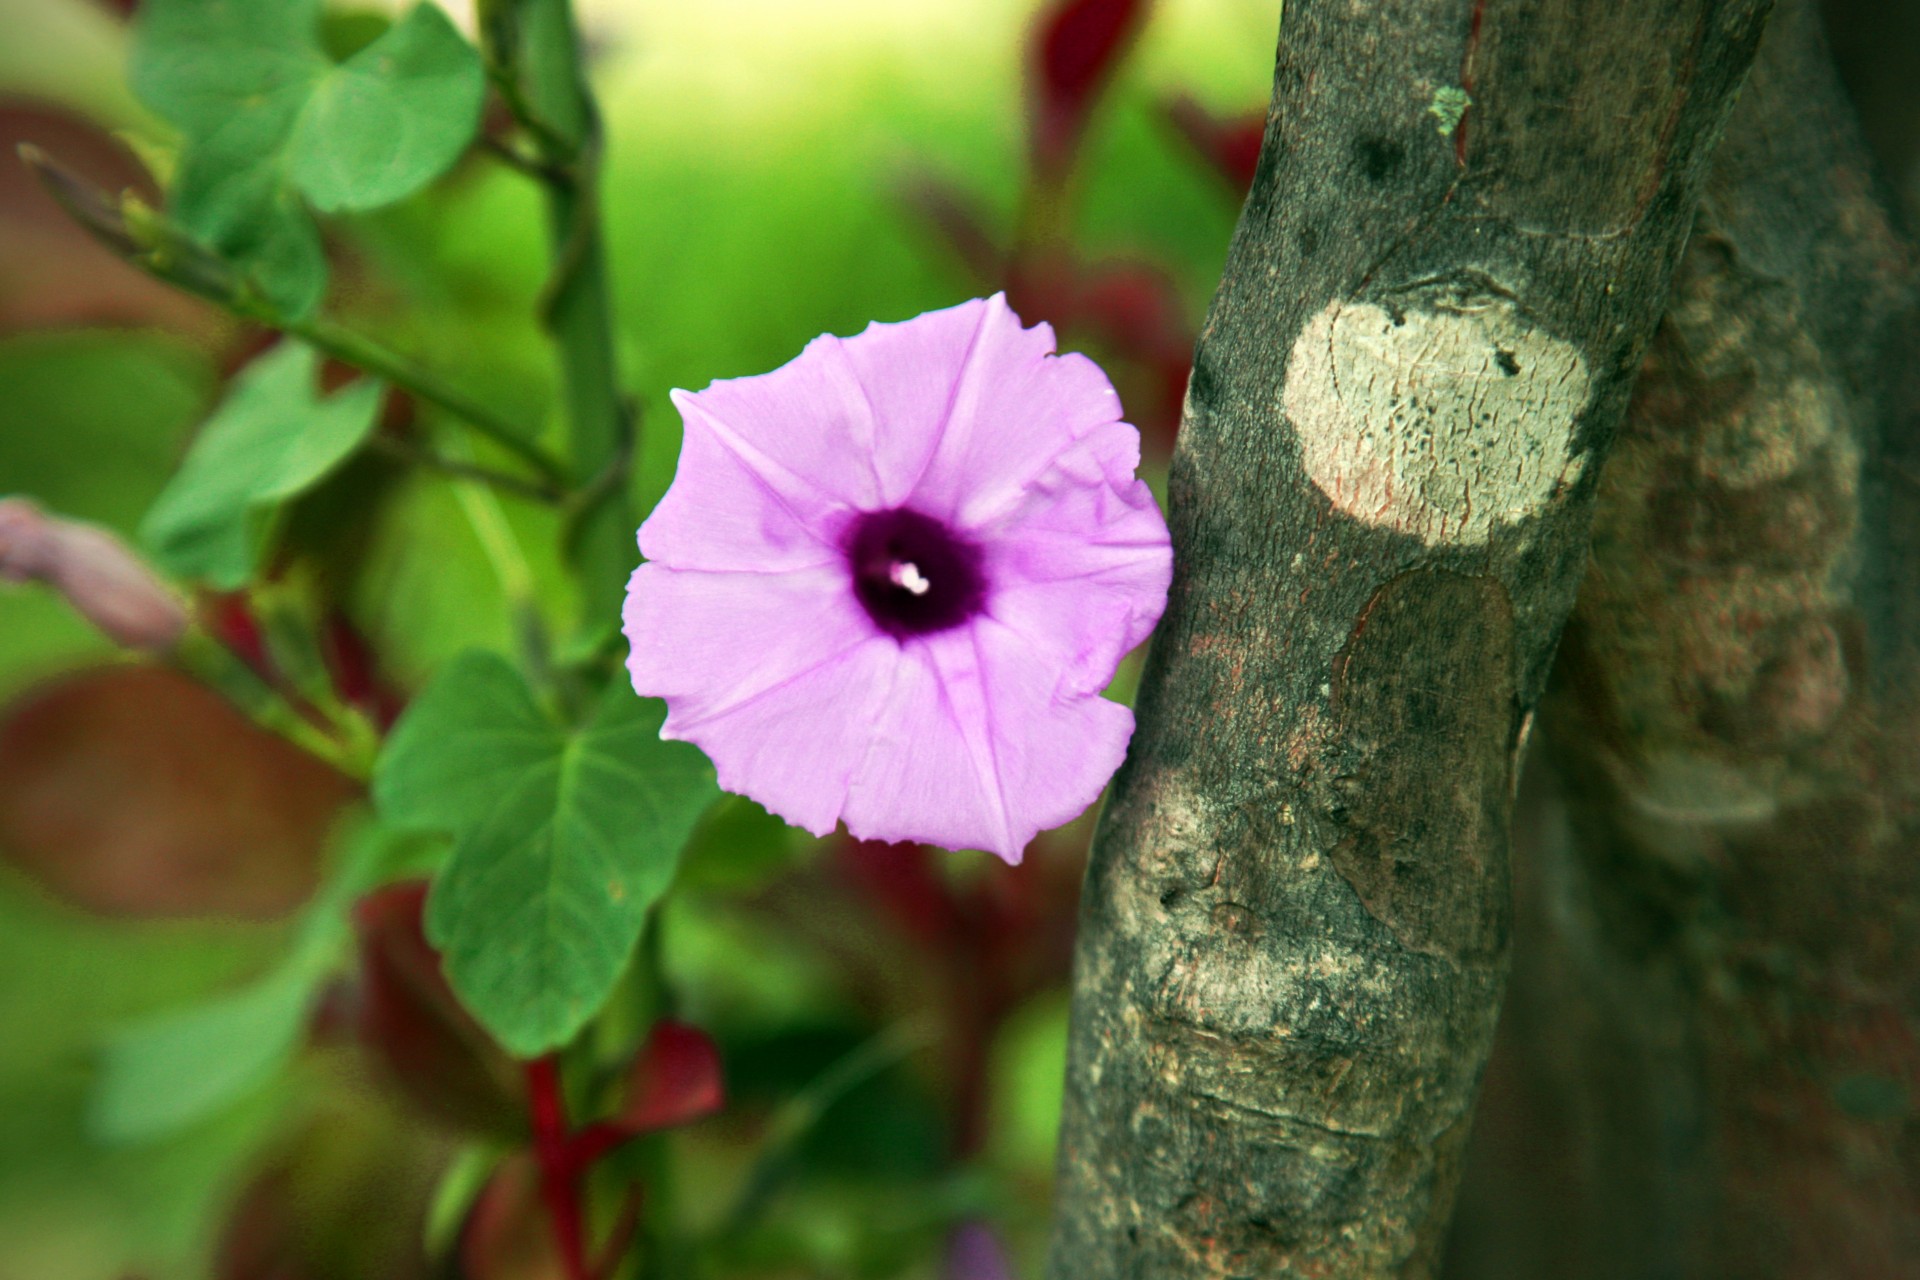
<box><xmin>525</xmin><ymin>1057</ymin><xmax>592</xmax><ymax>1280</ymax></box>
<box><xmin>565</xmin><ymin>1120</ymin><xmax>626</xmax><ymax>1171</ymax></box>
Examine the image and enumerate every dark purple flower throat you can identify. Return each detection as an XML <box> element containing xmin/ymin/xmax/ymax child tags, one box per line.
<box><xmin>844</xmin><ymin>508</ymin><xmax>987</xmax><ymax>640</ymax></box>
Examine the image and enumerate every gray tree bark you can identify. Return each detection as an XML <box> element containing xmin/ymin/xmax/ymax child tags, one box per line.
<box><xmin>1447</xmin><ymin>1</ymin><xmax>1920</xmax><ymax>1275</ymax></box>
<box><xmin>1047</xmin><ymin>1</ymin><xmax>1775</xmax><ymax>1275</ymax></box>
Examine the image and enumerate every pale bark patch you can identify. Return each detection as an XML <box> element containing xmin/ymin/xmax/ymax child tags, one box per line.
<box><xmin>1284</xmin><ymin>295</ymin><xmax>1592</xmax><ymax>546</ymax></box>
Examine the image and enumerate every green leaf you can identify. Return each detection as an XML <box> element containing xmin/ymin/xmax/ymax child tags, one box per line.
<box><xmin>677</xmin><ymin>794</ymin><xmax>804</xmax><ymax>892</ymax></box>
<box><xmin>130</xmin><ymin>0</ymin><xmax>326</xmax><ymax>136</ymax></box>
<box><xmin>289</xmin><ymin>5</ymin><xmax>486</xmax><ymax>214</ymax></box>
<box><xmin>986</xmin><ymin>991</ymin><xmax>1070</xmax><ymax>1177</ymax></box>
<box><xmin>129</xmin><ymin>0</ymin><xmax>483</xmax><ymax>316</ymax></box>
<box><xmin>140</xmin><ymin>340</ymin><xmax>383</xmax><ymax>588</ymax></box>
<box><xmin>374</xmin><ymin>652</ymin><xmax>719</xmax><ymax>1056</ymax></box>
<box><xmin>87</xmin><ymin>820</ymin><xmax>403</xmax><ymax>1143</ymax></box>
<box><xmin>373</xmin><ymin>650</ymin><xmax>564</xmax><ymax>830</ymax></box>
<box><xmin>89</xmin><ymin>960</ymin><xmax>314</xmax><ymax>1144</ymax></box>
<box><xmin>131</xmin><ymin>0</ymin><xmax>330</xmax><ymax>315</ymax></box>
<box><xmin>171</xmin><ymin>107</ymin><xmax>329</xmax><ymax>316</ymax></box>
<box><xmin>424</xmin><ymin>1141</ymin><xmax>508</xmax><ymax>1256</ymax></box>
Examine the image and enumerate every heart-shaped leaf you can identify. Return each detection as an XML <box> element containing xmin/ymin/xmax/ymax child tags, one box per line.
<box><xmin>131</xmin><ymin>0</ymin><xmax>484</xmax><ymax>316</ymax></box>
<box><xmin>374</xmin><ymin>653</ymin><xmax>719</xmax><ymax>1056</ymax></box>
<box><xmin>290</xmin><ymin>7</ymin><xmax>490</xmax><ymax>214</ymax></box>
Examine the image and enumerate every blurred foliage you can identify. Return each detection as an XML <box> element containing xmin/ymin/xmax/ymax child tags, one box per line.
<box><xmin>0</xmin><ymin>331</ymin><xmax>209</xmax><ymax>690</ymax></box>
<box><xmin>0</xmin><ymin>868</ymin><xmax>286</xmax><ymax>1274</ymax></box>
<box><xmin>0</xmin><ymin>0</ymin><xmax>1275</xmax><ymax>1276</ymax></box>
<box><xmin>141</xmin><ymin>342</ymin><xmax>383</xmax><ymax>588</ymax></box>
<box><xmin>129</xmin><ymin>0</ymin><xmax>485</xmax><ymax>314</ymax></box>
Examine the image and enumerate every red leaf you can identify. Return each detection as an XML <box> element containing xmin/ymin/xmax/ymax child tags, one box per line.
<box><xmin>563</xmin><ymin>1021</ymin><xmax>725</xmax><ymax>1170</ymax></box>
<box><xmin>1030</xmin><ymin>0</ymin><xmax>1149</xmax><ymax>176</ymax></box>
<box><xmin>1075</xmin><ymin>261</ymin><xmax>1190</xmax><ymax>365</ymax></box>
<box><xmin>321</xmin><ymin>611</ymin><xmax>405</xmax><ymax>728</ymax></box>
<box><xmin>1163</xmin><ymin>94</ymin><xmax>1266</xmax><ymax>194</ymax></box>
<box><xmin>207</xmin><ymin>592</ymin><xmax>272</xmax><ymax>676</ymax></box>
<box><xmin>461</xmin><ymin>1154</ymin><xmax>563</xmax><ymax>1280</ymax></box>
<box><xmin>0</xmin><ymin>665</ymin><xmax>354</xmax><ymax>919</ymax></box>
<box><xmin>617</xmin><ymin>1019</ymin><xmax>724</xmax><ymax>1135</ymax></box>
<box><xmin>351</xmin><ymin>880</ymin><xmax>523</xmax><ymax>1135</ymax></box>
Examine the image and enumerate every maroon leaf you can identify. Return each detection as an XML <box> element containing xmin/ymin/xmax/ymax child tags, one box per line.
<box><xmin>835</xmin><ymin>837</ymin><xmax>966</xmax><ymax>947</ymax></box>
<box><xmin>321</xmin><ymin>611</ymin><xmax>405</xmax><ymax>728</ymax></box>
<box><xmin>214</xmin><ymin>1169</ymin><xmax>311</xmax><ymax>1280</ymax></box>
<box><xmin>350</xmin><ymin>880</ymin><xmax>523</xmax><ymax>1135</ymax></box>
<box><xmin>1163</xmin><ymin>94</ymin><xmax>1266</xmax><ymax>194</ymax></box>
<box><xmin>615</xmin><ymin>1019</ymin><xmax>724</xmax><ymax>1135</ymax></box>
<box><xmin>1030</xmin><ymin>0</ymin><xmax>1150</xmax><ymax>177</ymax></box>
<box><xmin>207</xmin><ymin>592</ymin><xmax>272</xmax><ymax>677</ymax></box>
<box><xmin>462</xmin><ymin>1153</ymin><xmax>564</xmax><ymax>1280</ymax></box>
<box><xmin>1075</xmin><ymin>262</ymin><xmax>1190</xmax><ymax>365</ymax></box>
<box><xmin>0</xmin><ymin>665</ymin><xmax>355</xmax><ymax>918</ymax></box>
<box><xmin>564</xmin><ymin>1019</ymin><xmax>725</xmax><ymax>1170</ymax></box>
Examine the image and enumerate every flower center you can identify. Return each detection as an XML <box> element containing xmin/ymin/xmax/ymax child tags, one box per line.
<box><xmin>843</xmin><ymin>507</ymin><xmax>986</xmax><ymax>639</ymax></box>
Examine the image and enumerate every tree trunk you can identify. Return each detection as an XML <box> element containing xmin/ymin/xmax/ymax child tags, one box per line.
<box><xmin>1447</xmin><ymin>2</ymin><xmax>1920</xmax><ymax>1275</ymax></box>
<box><xmin>1046</xmin><ymin>1</ymin><xmax>1774</xmax><ymax>1275</ymax></box>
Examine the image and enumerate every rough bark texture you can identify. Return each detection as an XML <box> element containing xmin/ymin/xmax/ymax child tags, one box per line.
<box><xmin>1447</xmin><ymin>2</ymin><xmax>1920</xmax><ymax>1276</ymax></box>
<box><xmin>1045</xmin><ymin>3</ymin><xmax>1774</xmax><ymax>1276</ymax></box>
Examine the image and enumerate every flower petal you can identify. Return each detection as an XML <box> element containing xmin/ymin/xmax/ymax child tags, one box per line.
<box><xmin>638</xmin><ymin>406</ymin><xmax>846</xmax><ymax>572</ymax></box>
<box><xmin>624</xmin><ymin>562</ymin><xmax>893</xmax><ymax>835</ymax></box>
<box><xmin>833</xmin><ymin>297</ymin><xmax>995</xmax><ymax>510</ymax></box>
<box><xmin>841</xmin><ymin>619</ymin><xmax>1135</xmax><ymax>862</ymax></box>
<box><xmin>893</xmin><ymin>294</ymin><xmax>1126</xmax><ymax>528</ymax></box>
<box><xmin>980</xmin><ymin>419</ymin><xmax>1172</xmax><ymax>694</ymax></box>
<box><xmin>668</xmin><ymin>331</ymin><xmax>884</xmax><ymax>516</ymax></box>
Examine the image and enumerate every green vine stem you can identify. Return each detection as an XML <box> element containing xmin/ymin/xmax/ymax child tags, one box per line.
<box><xmin>476</xmin><ymin>6</ymin><xmax>662</xmax><ymax>1276</ymax></box>
<box><xmin>171</xmin><ymin>631</ymin><xmax>375</xmax><ymax>780</ymax></box>
<box><xmin>16</xmin><ymin>142</ymin><xmax>570</xmax><ymax>491</ymax></box>
<box><xmin>290</xmin><ymin>312</ymin><xmax>568</xmax><ymax>489</ymax></box>
<box><xmin>478</xmin><ymin>0</ymin><xmax>638</xmax><ymax>633</ymax></box>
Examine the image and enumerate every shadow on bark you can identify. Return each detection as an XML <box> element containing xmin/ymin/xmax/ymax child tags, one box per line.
<box><xmin>1446</xmin><ymin>2</ymin><xmax>1920</xmax><ymax>1275</ymax></box>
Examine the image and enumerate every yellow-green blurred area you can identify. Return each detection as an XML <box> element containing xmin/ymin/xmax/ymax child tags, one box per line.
<box><xmin>0</xmin><ymin>1</ymin><xmax>1274</xmax><ymax>1276</ymax></box>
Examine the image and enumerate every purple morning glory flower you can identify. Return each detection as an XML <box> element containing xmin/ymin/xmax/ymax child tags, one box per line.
<box><xmin>622</xmin><ymin>294</ymin><xmax>1172</xmax><ymax>863</ymax></box>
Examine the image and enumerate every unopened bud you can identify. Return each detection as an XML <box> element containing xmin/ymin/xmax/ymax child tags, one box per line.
<box><xmin>0</xmin><ymin>497</ymin><xmax>189</xmax><ymax>651</ymax></box>
<box><xmin>16</xmin><ymin>143</ymin><xmax>142</xmax><ymax>258</ymax></box>
<box><xmin>18</xmin><ymin>144</ymin><xmax>240</xmax><ymax>303</ymax></box>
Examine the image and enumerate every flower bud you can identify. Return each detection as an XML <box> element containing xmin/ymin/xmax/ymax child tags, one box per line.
<box><xmin>0</xmin><ymin>496</ymin><xmax>189</xmax><ymax>651</ymax></box>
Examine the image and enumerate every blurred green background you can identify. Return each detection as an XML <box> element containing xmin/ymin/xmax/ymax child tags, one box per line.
<box><xmin>0</xmin><ymin>2</ymin><xmax>1273</xmax><ymax>1276</ymax></box>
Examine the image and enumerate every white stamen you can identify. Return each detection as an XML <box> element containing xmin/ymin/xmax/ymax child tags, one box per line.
<box><xmin>890</xmin><ymin>561</ymin><xmax>931</xmax><ymax>596</ymax></box>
